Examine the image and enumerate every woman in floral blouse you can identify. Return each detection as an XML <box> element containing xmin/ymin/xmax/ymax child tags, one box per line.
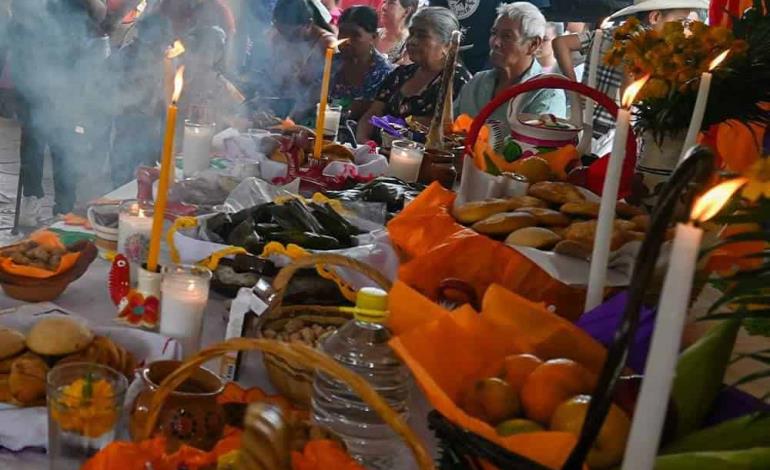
<box><xmin>331</xmin><ymin>6</ymin><xmax>394</xmax><ymax>120</ymax></box>
<box><xmin>356</xmin><ymin>7</ymin><xmax>471</xmax><ymax>142</ymax></box>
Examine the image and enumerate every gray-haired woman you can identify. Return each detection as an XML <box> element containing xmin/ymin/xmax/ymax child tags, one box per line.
<box><xmin>356</xmin><ymin>6</ymin><xmax>471</xmax><ymax>142</ymax></box>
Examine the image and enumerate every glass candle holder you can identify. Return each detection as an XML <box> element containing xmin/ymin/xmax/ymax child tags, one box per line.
<box><xmin>316</xmin><ymin>104</ymin><xmax>342</xmax><ymax>142</ymax></box>
<box><xmin>47</xmin><ymin>362</ymin><xmax>128</xmax><ymax>470</ymax></box>
<box><xmin>159</xmin><ymin>265</ymin><xmax>213</xmax><ymax>358</ymax></box>
<box><xmin>117</xmin><ymin>200</ymin><xmax>153</xmax><ymax>280</ymax></box>
<box><xmin>388</xmin><ymin>140</ymin><xmax>425</xmax><ymax>183</ymax></box>
<box><xmin>182</xmin><ymin>120</ymin><xmax>216</xmax><ymax>177</ymax></box>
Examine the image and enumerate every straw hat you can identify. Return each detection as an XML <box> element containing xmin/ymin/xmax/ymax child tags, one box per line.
<box><xmin>609</xmin><ymin>0</ymin><xmax>709</xmax><ymax>19</ymax></box>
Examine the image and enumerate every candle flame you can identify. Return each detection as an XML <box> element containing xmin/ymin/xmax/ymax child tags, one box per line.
<box><xmin>690</xmin><ymin>177</ymin><xmax>747</xmax><ymax>222</ymax></box>
<box><xmin>172</xmin><ymin>66</ymin><xmax>185</xmax><ymax>103</ymax></box>
<box><xmin>622</xmin><ymin>75</ymin><xmax>650</xmax><ymax>108</ymax></box>
<box><xmin>166</xmin><ymin>40</ymin><xmax>186</xmax><ymax>59</ymax></box>
<box><xmin>709</xmin><ymin>50</ymin><xmax>730</xmax><ymax>71</ymax></box>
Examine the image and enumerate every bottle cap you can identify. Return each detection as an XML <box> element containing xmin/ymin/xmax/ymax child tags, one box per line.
<box><xmin>352</xmin><ymin>287</ymin><xmax>388</xmax><ymax>322</ymax></box>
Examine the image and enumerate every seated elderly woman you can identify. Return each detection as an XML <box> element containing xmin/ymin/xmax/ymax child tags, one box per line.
<box><xmin>454</xmin><ymin>2</ymin><xmax>566</xmax><ymax>131</ymax></box>
<box><xmin>331</xmin><ymin>6</ymin><xmax>394</xmax><ymax>120</ymax></box>
<box><xmin>356</xmin><ymin>7</ymin><xmax>472</xmax><ymax>142</ymax></box>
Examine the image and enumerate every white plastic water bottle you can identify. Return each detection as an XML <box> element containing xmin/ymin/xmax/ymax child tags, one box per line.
<box><xmin>311</xmin><ymin>287</ymin><xmax>411</xmax><ymax>469</ymax></box>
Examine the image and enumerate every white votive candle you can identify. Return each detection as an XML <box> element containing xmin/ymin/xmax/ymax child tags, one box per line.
<box><xmin>388</xmin><ymin>140</ymin><xmax>425</xmax><ymax>183</ymax></box>
<box><xmin>317</xmin><ymin>104</ymin><xmax>342</xmax><ymax>142</ymax></box>
<box><xmin>160</xmin><ymin>265</ymin><xmax>212</xmax><ymax>358</ymax></box>
<box><xmin>117</xmin><ymin>200</ymin><xmax>154</xmax><ymax>280</ymax></box>
<box><xmin>182</xmin><ymin>121</ymin><xmax>215</xmax><ymax>177</ymax></box>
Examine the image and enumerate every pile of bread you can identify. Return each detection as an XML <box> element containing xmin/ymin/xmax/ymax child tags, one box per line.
<box><xmin>0</xmin><ymin>317</ymin><xmax>136</xmax><ymax>407</ymax></box>
<box><xmin>453</xmin><ymin>181</ymin><xmax>652</xmax><ymax>259</ymax></box>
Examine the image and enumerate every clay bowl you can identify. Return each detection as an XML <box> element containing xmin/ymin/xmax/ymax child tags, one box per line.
<box><xmin>0</xmin><ymin>240</ymin><xmax>98</xmax><ymax>302</ymax></box>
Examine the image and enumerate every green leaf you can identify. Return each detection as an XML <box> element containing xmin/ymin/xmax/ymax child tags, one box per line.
<box><xmin>744</xmin><ymin>317</ymin><xmax>770</xmax><ymax>336</ymax></box>
<box><xmin>732</xmin><ymin>368</ymin><xmax>770</xmax><ymax>387</ymax></box>
<box><xmin>502</xmin><ymin>141</ymin><xmax>522</xmax><ymax>163</ymax></box>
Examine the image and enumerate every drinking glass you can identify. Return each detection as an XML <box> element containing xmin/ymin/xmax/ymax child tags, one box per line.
<box><xmin>316</xmin><ymin>104</ymin><xmax>342</xmax><ymax>142</ymax></box>
<box><xmin>159</xmin><ymin>264</ymin><xmax>213</xmax><ymax>358</ymax></box>
<box><xmin>47</xmin><ymin>363</ymin><xmax>128</xmax><ymax>470</ymax></box>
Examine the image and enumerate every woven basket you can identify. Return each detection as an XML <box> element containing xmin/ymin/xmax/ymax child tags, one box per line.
<box><xmin>255</xmin><ymin>253</ymin><xmax>392</xmax><ymax>408</ymax></box>
<box><xmin>138</xmin><ymin>337</ymin><xmax>433</xmax><ymax>470</ymax></box>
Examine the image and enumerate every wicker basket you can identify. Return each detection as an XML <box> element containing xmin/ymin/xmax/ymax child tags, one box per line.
<box><xmin>138</xmin><ymin>337</ymin><xmax>433</xmax><ymax>470</ymax></box>
<box><xmin>255</xmin><ymin>254</ymin><xmax>392</xmax><ymax>408</ymax></box>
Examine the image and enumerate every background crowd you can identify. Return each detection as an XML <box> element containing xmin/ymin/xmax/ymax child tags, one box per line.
<box><xmin>0</xmin><ymin>0</ymin><xmax>707</xmax><ymax>225</ymax></box>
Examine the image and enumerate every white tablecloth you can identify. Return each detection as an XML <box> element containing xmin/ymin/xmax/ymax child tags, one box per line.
<box><xmin>0</xmin><ymin>180</ymin><xmax>436</xmax><ymax>469</ymax></box>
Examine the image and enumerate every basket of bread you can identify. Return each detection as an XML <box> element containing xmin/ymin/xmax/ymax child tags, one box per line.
<box><xmin>256</xmin><ymin>253</ymin><xmax>392</xmax><ymax>408</ymax></box>
<box><xmin>453</xmin><ymin>181</ymin><xmax>649</xmax><ymax>257</ymax></box>
<box><xmin>0</xmin><ymin>316</ymin><xmax>136</xmax><ymax>408</ymax></box>
<box><xmin>0</xmin><ymin>231</ymin><xmax>97</xmax><ymax>302</ymax></box>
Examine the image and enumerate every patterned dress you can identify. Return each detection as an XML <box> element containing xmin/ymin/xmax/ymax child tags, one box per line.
<box><xmin>330</xmin><ymin>51</ymin><xmax>394</xmax><ymax>104</ymax></box>
<box><xmin>375</xmin><ymin>62</ymin><xmax>472</xmax><ymax>119</ymax></box>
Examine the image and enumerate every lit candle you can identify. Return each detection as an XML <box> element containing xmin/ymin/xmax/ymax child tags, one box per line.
<box><xmin>147</xmin><ymin>66</ymin><xmax>184</xmax><ymax>273</ymax></box>
<box><xmin>159</xmin><ymin>265</ymin><xmax>212</xmax><ymax>358</ymax></box>
<box><xmin>680</xmin><ymin>50</ymin><xmax>729</xmax><ymax>161</ymax></box>
<box><xmin>580</xmin><ymin>28</ymin><xmax>604</xmax><ymax>154</ymax></box>
<box><xmin>182</xmin><ymin>120</ymin><xmax>215</xmax><ymax>177</ymax></box>
<box><xmin>621</xmin><ymin>177</ymin><xmax>746</xmax><ymax>470</ymax></box>
<box><xmin>117</xmin><ymin>200</ymin><xmax>154</xmax><ymax>280</ymax></box>
<box><xmin>313</xmin><ymin>40</ymin><xmax>346</xmax><ymax>159</ymax></box>
<box><xmin>585</xmin><ymin>76</ymin><xmax>649</xmax><ymax>311</ymax></box>
<box><xmin>388</xmin><ymin>140</ymin><xmax>425</xmax><ymax>182</ymax></box>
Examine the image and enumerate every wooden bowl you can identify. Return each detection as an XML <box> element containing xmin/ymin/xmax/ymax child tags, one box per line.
<box><xmin>0</xmin><ymin>240</ymin><xmax>98</xmax><ymax>302</ymax></box>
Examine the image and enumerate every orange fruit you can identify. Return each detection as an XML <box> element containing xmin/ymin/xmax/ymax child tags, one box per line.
<box><xmin>501</xmin><ymin>354</ymin><xmax>543</xmax><ymax>393</ymax></box>
<box><xmin>520</xmin><ymin>358</ymin><xmax>597</xmax><ymax>424</ymax></box>
<box><xmin>510</xmin><ymin>157</ymin><xmax>552</xmax><ymax>183</ymax></box>
<box><xmin>550</xmin><ymin>395</ymin><xmax>630</xmax><ymax>469</ymax></box>
<box><xmin>462</xmin><ymin>377</ymin><xmax>520</xmax><ymax>425</ymax></box>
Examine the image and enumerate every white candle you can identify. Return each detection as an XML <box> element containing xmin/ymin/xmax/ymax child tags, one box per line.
<box><xmin>159</xmin><ymin>265</ymin><xmax>212</xmax><ymax>358</ymax></box>
<box><xmin>621</xmin><ymin>222</ymin><xmax>701</xmax><ymax>470</ymax></box>
<box><xmin>388</xmin><ymin>140</ymin><xmax>425</xmax><ymax>183</ymax></box>
<box><xmin>323</xmin><ymin>105</ymin><xmax>342</xmax><ymax>142</ymax></box>
<box><xmin>621</xmin><ymin>177</ymin><xmax>745</xmax><ymax>469</ymax></box>
<box><xmin>118</xmin><ymin>201</ymin><xmax>153</xmax><ymax>280</ymax></box>
<box><xmin>182</xmin><ymin>121</ymin><xmax>215</xmax><ymax>177</ymax></box>
<box><xmin>585</xmin><ymin>76</ymin><xmax>648</xmax><ymax>311</ymax></box>
<box><xmin>680</xmin><ymin>50</ymin><xmax>730</xmax><ymax>162</ymax></box>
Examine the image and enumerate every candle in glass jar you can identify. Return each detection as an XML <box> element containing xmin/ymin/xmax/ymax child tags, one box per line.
<box><xmin>159</xmin><ymin>265</ymin><xmax>212</xmax><ymax>358</ymax></box>
<box><xmin>316</xmin><ymin>104</ymin><xmax>342</xmax><ymax>142</ymax></box>
<box><xmin>118</xmin><ymin>201</ymin><xmax>153</xmax><ymax>279</ymax></box>
<box><xmin>182</xmin><ymin>120</ymin><xmax>215</xmax><ymax>177</ymax></box>
<box><xmin>388</xmin><ymin>140</ymin><xmax>425</xmax><ymax>183</ymax></box>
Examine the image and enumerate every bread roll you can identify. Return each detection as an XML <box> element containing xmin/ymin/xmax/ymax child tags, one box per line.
<box><xmin>472</xmin><ymin>212</ymin><xmax>537</xmax><ymax>236</ymax></box>
<box><xmin>453</xmin><ymin>199</ymin><xmax>511</xmax><ymax>224</ymax></box>
<box><xmin>0</xmin><ymin>327</ymin><xmax>25</xmax><ymax>360</ymax></box>
<box><xmin>560</xmin><ymin>201</ymin><xmax>600</xmax><ymax>218</ymax></box>
<box><xmin>505</xmin><ymin>227</ymin><xmax>562</xmax><ymax>249</ymax></box>
<box><xmin>505</xmin><ymin>195</ymin><xmax>549</xmax><ymax>210</ymax></box>
<box><xmin>58</xmin><ymin>335</ymin><xmax>137</xmax><ymax>378</ymax></box>
<box><xmin>631</xmin><ymin>214</ymin><xmax>650</xmax><ymax>232</ymax></box>
<box><xmin>9</xmin><ymin>352</ymin><xmax>48</xmax><ymax>405</ymax></box>
<box><xmin>322</xmin><ymin>143</ymin><xmax>355</xmax><ymax>162</ymax></box>
<box><xmin>563</xmin><ymin>220</ymin><xmax>626</xmax><ymax>252</ymax></box>
<box><xmin>528</xmin><ymin>181</ymin><xmax>586</xmax><ymax>204</ymax></box>
<box><xmin>616</xmin><ymin>201</ymin><xmax>646</xmax><ymax>218</ymax></box>
<box><xmin>26</xmin><ymin>317</ymin><xmax>93</xmax><ymax>356</ymax></box>
<box><xmin>515</xmin><ymin>207</ymin><xmax>570</xmax><ymax>226</ymax></box>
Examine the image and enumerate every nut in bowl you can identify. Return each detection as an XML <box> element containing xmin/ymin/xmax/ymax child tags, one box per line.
<box><xmin>0</xmin><ymin>231</ymin><xmax>97</xmax><ymax>302</ymax></box>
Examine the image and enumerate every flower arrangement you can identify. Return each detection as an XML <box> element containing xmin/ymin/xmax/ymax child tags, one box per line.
<box><xmin>606</xmin><ymin>0</ymin><xmax>770</xmax><ymax>142</ymax></box>
<box><xmin>50</xmin><ymin>374</ymin><xmax>120</xmax><ymax>438</ymax></box>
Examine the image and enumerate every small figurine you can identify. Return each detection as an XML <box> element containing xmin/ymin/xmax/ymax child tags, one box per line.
<box><xmin>109</xmin><ymin>254</ymin><xmax>160</xmax><ymax>328</ymax></box>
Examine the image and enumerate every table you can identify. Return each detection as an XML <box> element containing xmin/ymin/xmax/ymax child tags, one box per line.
<box><xmin>0</xmin><ymin>181</ymin><xmax>436</xmax><ymax>469</ymax></box>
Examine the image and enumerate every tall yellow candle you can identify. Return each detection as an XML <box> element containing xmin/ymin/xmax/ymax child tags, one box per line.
<box><xmin>313</xmin><ymin>46</ymin><xmax>334</xmax><ymax>159</ymax></box>
<box><xmin>147</xmin><ymin>65</ymin><xmax>185</xmax><ymax>273</ymax></box>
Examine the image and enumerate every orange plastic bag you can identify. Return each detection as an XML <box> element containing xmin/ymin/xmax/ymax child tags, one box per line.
<box><xmin>0</xmin><ymin>230</ymin><xmax>80</xmax><ymax>279</ymax></box>
<box><xmin>387</xmin><ymin>183</ymin><xmax>586</xmax><ymax>320</ymax></box>
<box><xmin>389</xmin><ymin>284</ymin><xmax>606</xmax><ymax>469</ymax></box>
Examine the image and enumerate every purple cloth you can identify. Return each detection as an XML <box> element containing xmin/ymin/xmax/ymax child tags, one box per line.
<box><xmin>576</xmin><ymin>291</ymin><xmax>768</xmax><ymax>426</ymax></box>
<box><xmin>576</xmin><ymin>291</ymin><xmax>654</xmax><ymax>373</ymax></box>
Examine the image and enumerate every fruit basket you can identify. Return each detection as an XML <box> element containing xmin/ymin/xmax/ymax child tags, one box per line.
<box><xmin>255</xmin><ymin>253</ymin><xmax>392</xmax><ymax>407</ymax></box>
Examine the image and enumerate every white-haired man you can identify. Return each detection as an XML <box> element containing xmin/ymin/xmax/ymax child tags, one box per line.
<box><xmin>454</xmin><ymin>2</ymin><xmax>566</xmax><ymax>130</ymax></box>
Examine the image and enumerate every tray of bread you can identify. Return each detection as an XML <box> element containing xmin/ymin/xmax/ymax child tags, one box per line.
<box><xmin>452</xmin><ymin>181</ymin><xmax>659</xmax><ymax>286</ymax></box>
